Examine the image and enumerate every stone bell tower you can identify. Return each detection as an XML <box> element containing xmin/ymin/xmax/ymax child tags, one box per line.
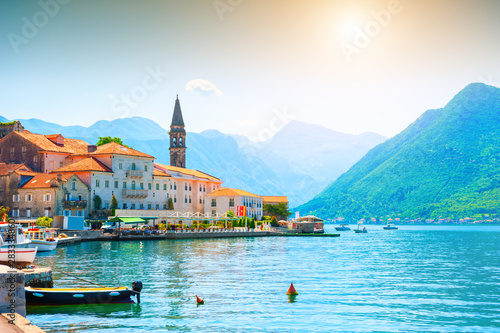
<box><xmin>169</xmin><ymin>95</ymin><xmax>186</xmax><ymax>168</ymax></box>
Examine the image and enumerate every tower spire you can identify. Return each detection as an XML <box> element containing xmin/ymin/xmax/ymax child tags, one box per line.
<box><xmin>169</xmin><ymin>95</ymin><xmax>186</xmax><ymax>168</ymax></box>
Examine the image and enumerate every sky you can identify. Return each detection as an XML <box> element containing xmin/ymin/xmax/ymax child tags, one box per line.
<box><xmin>1</xmin><ymin>0</ymin><xmax>500</xmax><ymax>140</ymax></box>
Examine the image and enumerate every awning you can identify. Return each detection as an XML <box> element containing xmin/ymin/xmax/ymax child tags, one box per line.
<box><xmin>109</xmin><ymin>217</ymin><xmax>147</xmax><ymax>224</ymax></box>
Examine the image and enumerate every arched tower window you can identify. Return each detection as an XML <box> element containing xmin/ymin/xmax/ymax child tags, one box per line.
<box><xmin>172</xmin><ymin>137</ymin><xmax>176</xmax><ymax>147</ymax></box>
<box><xmin>179</xmin><ymin>137</ymin><xmax>183</xmax><ymax>147</ymax></box>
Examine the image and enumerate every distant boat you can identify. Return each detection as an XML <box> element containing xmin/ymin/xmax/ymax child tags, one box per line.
<box><xmin>0</xmin><ymin>247</ymin><xmax>38</xmax><ymax>266</ymax></box>
<box><xmin>383</xmin><ymin>224</ymin><xmax>398</xmax><ymax>230</ymax></box>
<box><xmin>354</xmin><ymin>224</ymin><xmax>367</xmax><ymax>233</ymax></box>
<box><xmin>334</xmin><ymin>224</ymin><xmax>351</xmax><ymax>231</ymax></box>
<box><xmin>25</xmin><ymin>227</ymin><xmax>58</xmax><ymax>252</ymax></box>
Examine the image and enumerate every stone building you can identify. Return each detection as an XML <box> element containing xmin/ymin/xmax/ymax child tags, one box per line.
<box><xmin>205</xmin><ymin>187</ymin><xmax>263</xmax><ymax>219</ymax></box>
<box><xmin>0</xmin><ymin>120</ymin><xmax>24</xmax><ymax>138</ymax></box>
<box><xmin>169</xmin><ymin>95</ymin><xmax>186</xmax><ymax>168</ymax></box>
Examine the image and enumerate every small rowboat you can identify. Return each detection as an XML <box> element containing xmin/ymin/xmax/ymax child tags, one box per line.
<box><xmin>383</xmin><ymin>224</ymin><xmax>398</xmax><ymax>230</ymax></box>
<box><xmin>25</xmin><ymin>281</ymin><xmax>143</xmax><ymax>305</ymax></box>
<box><xmin>0</xmin><ymin>247</ymin><xmax>38</xmax><ymax>266</ymax></box>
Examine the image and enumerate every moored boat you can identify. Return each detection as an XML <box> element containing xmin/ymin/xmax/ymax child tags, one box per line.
<box><xmin>334</xmin><ymin>224</ymin><xmax>351</xmax><ymax>231</ymax></box>
<box><xmin>0</xmin><ymin>222</ymin><xmax>31</xmax><ymax>248</ymax></box>
<box><xmin>383</xmin><ymin>224</ymin><xmax>398</xmax><ymax>230</ymax></box>
<box><xmin>25</xmin><ymin>281</ymin><xmax>143</xmax><ymax>305</ymax></box>
<box><xmin>0</xmin><ymin>247</ymin><xmax>38</xmax><ymax>266</ymax></box>
<box><xmin>25</xmin><ymin>227</ymin><xmax>58</xmax><ymax>252</ymax></box>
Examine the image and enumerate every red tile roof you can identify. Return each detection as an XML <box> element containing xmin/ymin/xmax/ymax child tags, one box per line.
<box><xmin>206</xmin><ymin>187</ymin><xmax>259</xmax><ymax>197</ymax></box>
<box><xmin>261</xmin><ymin>196</ymin><xmax>289</xmax><ymax>204</ymax></box>
<box><xmin>82</xmin><ymin>142</ymin><xmax>154</xmax><ymax>158</ymax></box>
<box><xmin>19</xmin><ymin>173</ymin><xmax>68</xmax><ymax>189</ymax></box>
<box><xmin>14</xmin><ymin>131</ymin><xmax>89</xmax><ymax>154</ymax></box>
<box><xmin>51</xmin><ymin>157</ymin><xmax>112</xmax><ymax>173</ymax></box>
<box><xmin>0</xmin><ymin>163</ymin><xmax>33</xmax><ymax>176</ymax></box>
<box><xmin>155</xmin><ymin>163</ymin><xmax>220</xmax><ymax>181</ymax></box>
<box><xmin>153</xmin><ymin>168</ymin><xmax>171</xmax><ymax>177</ymax></box>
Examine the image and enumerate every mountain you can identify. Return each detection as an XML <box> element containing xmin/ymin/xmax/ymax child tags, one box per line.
<box><xmin>7</xmin><ymin>117</ymin><xmax>386</xmax><ymax>207</ymax></box>
<box><xmin>297</xmin><ymin>83</ymin><xmax>500</xmax><ymax>220</ymax></box>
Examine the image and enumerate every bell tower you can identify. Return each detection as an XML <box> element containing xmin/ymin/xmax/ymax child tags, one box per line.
<box><xmin>169</xmin><ymin>95</ymin><xmax>186</xmax><ymax>168</ymax></box>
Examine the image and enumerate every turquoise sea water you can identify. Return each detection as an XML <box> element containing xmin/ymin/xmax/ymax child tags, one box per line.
<box><xmin>28</xmin><ymin>225</ymin><xmax>500</xmax><ymax>332</ymax></box>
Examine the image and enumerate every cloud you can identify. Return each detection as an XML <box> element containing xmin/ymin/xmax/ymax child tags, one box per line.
<box><xmin>185</xmin><ymin>79</ymin><xmax>222</xmax><ymax>96</ymax></box>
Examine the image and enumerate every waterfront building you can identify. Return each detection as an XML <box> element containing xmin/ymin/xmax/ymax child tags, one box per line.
<box><xmin>205</xmin><ymin>187</ymin><xmax>263</xmax><ymax>219</ymax></box>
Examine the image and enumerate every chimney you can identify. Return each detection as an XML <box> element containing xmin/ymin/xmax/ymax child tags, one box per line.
<box><xmin>87</xmin><ymin>145</ymin><xmax>97</xmax><ymax>153</ymax></box>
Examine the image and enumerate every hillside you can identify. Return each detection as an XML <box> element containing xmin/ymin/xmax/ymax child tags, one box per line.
<box><xmin>298</xmin><ymin>83</ymin><xmax>500</xmax><ymax>220</ymax></box>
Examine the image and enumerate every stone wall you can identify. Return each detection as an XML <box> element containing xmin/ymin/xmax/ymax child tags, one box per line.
<box><xmin>58</xmin><ymin>229</ymin><xmax>103</xmax><ymax>240</ymax></box>
<box><xmin>23</xmin><ymin>267</ymin><xmax>53</xmax><ymax>288</ymax></box>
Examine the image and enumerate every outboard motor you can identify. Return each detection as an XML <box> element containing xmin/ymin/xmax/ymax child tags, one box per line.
<box><xmin>132</xmin><ymin>281</ymin><xmax>143</xmax><ymax>303</ymax></box>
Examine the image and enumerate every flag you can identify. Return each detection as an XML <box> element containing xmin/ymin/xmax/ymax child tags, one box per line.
<box><xmin>237</xmin><ymin>205</ymin><xmax>246</xmax><ymax>217</ymax></box>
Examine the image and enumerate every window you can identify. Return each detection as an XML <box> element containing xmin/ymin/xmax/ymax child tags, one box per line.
<box><xmin>44</xmin><ymin>209</ymin><xmax>50</xmax><ymax>217</ymax></box>
<box><xmin>59</xmin><ymin>162</ymin><xmax>63</xmax><ymax>168</ymax></box>
<box><xmin>189</xmin><ymin>185</ymin><xmax>192</xmax><ymax>191</ymax></box>
<box><xmin>131</xmin><ymin>181</ymin><xmax>136</xmax><ymax>190</ymax></box>
<box><xmin>123</xmin><ymin>181</ymin><xmax>127</xmax><ymax>189</ymax></box>
<box><xmin>123</xmin><ymin>203</ymin><xmax>128</xmax><ymax>209</ymax></box>
<box><xmin>105</xmin><ymin>180</ymin><xmax>109</xmax><ymax>188</ymax></box>
<box><xmin>170</xmin><ymin>184</ymin><xmax>172</xmax><ymax>190</ymax></box>
<box><xmin>148</xmin><ymin>183</ymin><xmax>152</xmax><ymax>190</ymax></box>
<box><xmin>199</xmin><ymin>185</ymin><xmax>202</xmax><ymax>192</ymax></box>
<box><xmin>174</xmin><ymin>183</ymin><xmax>177</xmax><ymax>190</ymax></box>
<box><xmin>144</xmin><ymin>165</ymin><xmax>148</xmax><ymax>172</ymax></box>
<box><xmin>114</xmin><ymin>181</ymin><xmax>118</xmax><ymax>189</ymax></box>
<box><xmin>229</xmin><ymin>198</ymin><xmax>234</xmax><ymax>207</ymax></box>
<box><xmin>131</xmin><ymin>163</ymin><xmax>136</xmax><ymax>170</ymax></box>
<box><xmin>44</xmin><ymin>193</ymin><xmax>51</xmax><ymax>202</ymax></box>
<box><xmin>72</xmin><ymin>181</ymin><xmax>76</xmax><ymax>190</ymax></box>
<box><xmin>199</xmin><ymin>197</ymin><xmax>202</xmax><ymax>204</ymax></box>
<box><xmin>185</xmin><ymin>196</ymin><xmax>187</xmax><ymax>203</ymax></box>
<box><xmin>12</xmin><ymin>209</ymin><xmax>19</xmax><ymax>217</ymax></box>
<box><xmin>155</xmin><ymin>204</ymin><xmax>159</xmax><ymax>210</ymax></box>
<box><xmin>10</xmin><ymin>147</ymin><xmax>14</xmax><ymax>153</ymax></box>
<box><xmin>148</xmin><ymin>204</ymin><xmax>152</xmax><ymax>210</ymax></box>
<box><xmin>203</xmin><ymin>185</ymin><xmax>206</xmax><ymax>192</ymax></box>
<box><xmin>76</xmin><ymin>210</ymin><xmax>83</xmax><ymax>217</ymax></box>
<box><xmin>179</xmin><ymin>137</ymin><xmax>183</xmax><ymax>147</ymax></box>
<box><xmin>26</xmin><ymin>208</ymin><xmax>31</xmax><ymax>218</ymax></box>
<box><xmin>140</xmin><ymin>204</ymin><xmax>144</xmax><ymax>210</ymax></box>
<box><xmin>156</xmin><ymin>183</ymin><xmax>160</xmax><ymax>190</ymax></box>
<box><xmin>211</xmin><ymin>199</ymin><xmax>216</xmax><ymax>207</ymax></box>
<box><xmin>140</xmin><ymin>183</ymin><xmax>144</xmax><ymax>190</ymax></box>
<box><xmin>163</xmin><ymin>184</ymin><xmax>167</xmax><ymax>191</ymax></box>
<box><xmin>119</xmin><ymin>163</ymin><xmax>123</xmax><ymax>170</ymax></box>
<box><xmin>163</xmin><ymin>204</ymin><xmax>167</xmax><ymax>210</ymax></box>
<box><xmin>104</xmin><ymin>202</ymin><xmax>110</xmax><ymax>209</ymax></box>
<box><xmin>173</xmin><ymin>137</ymin><xmax>176</xmax><ymax>146</ymax></box>
<box><xmin>189</xmin><ymin>195</ymin><xmax>191</xmax><ymax>203</ymax></box>
<box><xmin>12</xmin><ymin>194</ymin><xmax>19</xmax><ymax>202</ymax></box>
<box><xmin>185</xmin><ymin>184</ymin><xmax>188</xmax><ymax>191</ymax></box>
<box><xmin>25</xmin><ymin>194</ymin><xmax>32</xmax><ymax>202</ymax></box>
<box><xmin>33</xmin><ymin>156</ymin><xmax>38</xmax><ymax>163</ymax></box>
<box><xmin>22</xmin><ymin>146</ymin><xmax>26</xmax><ymax>153</ymax></box>
<box><xmin>131</xmin><ymin>203</ymin><xmax>136</xmax><ymax>209</ymax></box>
<box><xmin>174</xmin><ymin>195</ymin><xmax>177</xmax><ymax>203</ymax></box>
<box><xmin>96</xmin><ymin>179</ymin><xmax>100</xmax><ymax>187</ymax></box>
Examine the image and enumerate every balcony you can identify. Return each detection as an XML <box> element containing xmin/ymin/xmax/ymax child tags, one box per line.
<box><xmin>63</xmin><ymin>200</ymin><xmax>88</xmax><ymax>209</ymax></box>
<box><xmin>126</xmin><ymin>170</ymin><xmax>144</xmax><ymax>178</ymax></box>
<box><xmin>122</xmin><ymin>189</ymin><xmax>148</xmax><ymax>198</ymax></box>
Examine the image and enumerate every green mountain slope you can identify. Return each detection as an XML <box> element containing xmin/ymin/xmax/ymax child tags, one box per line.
<box><xmin>298</xmin><ymin>83</ymin><xmax>500</xmax><ymax>220</ymax></box>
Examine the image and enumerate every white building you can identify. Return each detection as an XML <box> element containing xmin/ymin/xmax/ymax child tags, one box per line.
<box><xmin>205</xmin><ymin>187</ymin><xmax>263</xmax><ymax>219</ymax></box>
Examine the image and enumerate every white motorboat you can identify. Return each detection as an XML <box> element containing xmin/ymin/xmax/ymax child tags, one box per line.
<box><xmin>0</xmin><ymin>222</ymin><xmax>31</xmax><ymax>248</ymax></box>
<box><xmin>25</xmin><ymin>227</ymin><xmax>58</xmax><ymax>252</ymax></box>
<box><xmin>0</xmin><ymin>247</ymin><xmax>38</xmax><ymax>266</ymax></box>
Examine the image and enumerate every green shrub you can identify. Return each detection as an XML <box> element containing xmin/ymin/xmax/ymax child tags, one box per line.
<box><xmin>36</xmin><ymin>216</ymin><xmax>53</xmax><ymax>228</ymax></box>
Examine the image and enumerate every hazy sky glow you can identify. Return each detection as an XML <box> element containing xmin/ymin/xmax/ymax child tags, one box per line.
<box><xmin>1</xmin><ymin>0</ymin><xmax>500</xmax><ymax>139</ymax></box>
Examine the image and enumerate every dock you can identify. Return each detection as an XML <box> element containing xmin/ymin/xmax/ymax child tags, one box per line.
<box><xmin>0</xmin><ymin>314</ymin><xmax>45</xmax><ymax>333</ymax></box>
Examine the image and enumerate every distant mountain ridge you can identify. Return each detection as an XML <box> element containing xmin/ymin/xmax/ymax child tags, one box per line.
<box><xmin>5</xmin><ymin>117</ymin><xmax>386</xmax><ymax>207</ymax></box>
<box><xmin>297</xmin><ymin>83</ymin><xmax>500</xmax><ymax>220</ymax></box>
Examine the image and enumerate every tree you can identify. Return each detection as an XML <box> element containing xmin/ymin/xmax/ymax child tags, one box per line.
<box><xmin>96</xmin><ymin>136</ymin><xmax>130</xmax><ymax>148</ymax></box>
<box><xmin>36</xmin><ymin>216</ymin><xmax>52</xmax><ymax>228</ymax></box>
<box><xmin>270</xmin><ymin>216</ymin><xmax>279</xmax><ymax>227</ymax></box>
<box><xmin>226</xmin><ymin>210</ymin><xmax>236</xmax><ymax>218</ymax></box>
<box><xmin>167</xmin><ymin>198</ymin><xmax>175</xmax><ymax>210</ymax></box>
<box><xmin>263</xmin><ymin>203</ymin><xmax>291</xmax><ymax>220</ymax></box>
<box><xmin>0</xmin><ymin>206</ymin><xmax>10</xmax><ymax>220</ymax></box>
<box><xmin>93</xmin><ymin>195</ymin><xmax>102</xmax><ymax>210</ymax></box>
<box><xmin>110</xmin><ymin>195</ymin><xmax>118</xmax><ymax>216</ymax></box>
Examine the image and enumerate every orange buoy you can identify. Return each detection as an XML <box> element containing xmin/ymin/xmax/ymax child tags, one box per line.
<box><xmin>196</xmin><ymin>295</ymin><xmax>204</xmax><ymax>305</ymax></box>
<box><xmin>286</xmin><ymin>282</ymin><xmax>298</xmax><ymax>295</ymax></box>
